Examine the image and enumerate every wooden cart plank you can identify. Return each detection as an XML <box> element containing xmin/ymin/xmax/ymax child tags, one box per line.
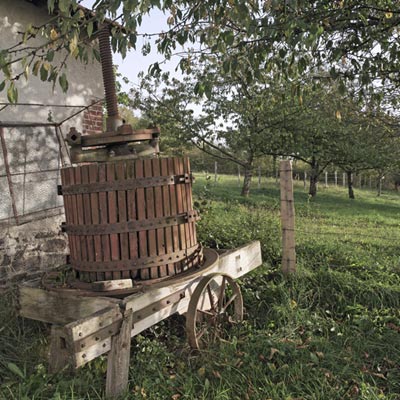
<box><xmin>66</xmin><ymin>305</ymin><xmax>122</xmax><ymax>342</ymax></box>
<box><xmin>18</xmin><ymin>286</ymin><xmax>119</xmax><ymax>325</ymax></box>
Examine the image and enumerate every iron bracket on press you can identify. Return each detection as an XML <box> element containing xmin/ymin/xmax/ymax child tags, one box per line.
<box><xmin>57</xmin><ymin>173</ymin><xmax>193</xmax><ymax>196</ymax></box>
<box><xmin>65</xmin><ymin>126</ymin><xmax>160</xmax><ymax>164</ymax></box>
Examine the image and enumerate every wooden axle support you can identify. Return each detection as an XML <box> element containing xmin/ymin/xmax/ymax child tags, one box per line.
<box><xmin>18</xmin><ymin>241</ymin><xmax>262</xmax><ymax>399</ymax></box>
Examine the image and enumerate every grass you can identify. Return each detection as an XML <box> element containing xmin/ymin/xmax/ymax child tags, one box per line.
<box><xmin>1</xmin><ymin>174</ymin><xmax>400</xmax><ymax>399</ymax></box>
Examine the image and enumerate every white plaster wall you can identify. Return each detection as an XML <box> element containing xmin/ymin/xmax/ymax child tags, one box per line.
<box><xmin>0</xmin><ymin>0</ymin><xmax>104</xmax><ymax>129</ymax></box>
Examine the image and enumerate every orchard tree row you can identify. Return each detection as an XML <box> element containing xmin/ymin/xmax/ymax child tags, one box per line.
<box><xmin>127</xmin><ymin>67</ymin><xmax>400</xmax><ymax>198</ymax></box>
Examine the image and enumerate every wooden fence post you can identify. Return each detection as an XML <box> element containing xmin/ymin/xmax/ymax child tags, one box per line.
<box><xmin>280</xmin><ymin>160</ymin><xmax>296</xmax><ymax>274</ymax></box>
<box><xmin>303</xmin><ymin>171</ymin><xmax>307</xmax><ymax>190</ymax></box>
<box><xmin>343</xmin><ymin>173</ymin><xmax>346</xmax><ymax>187</ymax></box>
<box><xmin>258</xmin><ymin>166</ymin><xmax>261</xmax><ymax>188</ymax></box>
<box><xmin>334</xmin><ymin>170</ymin><xmax>337</xmax><ymax>187</ymax></box>
<box><xmin>238</xmin><ymin>165</ymin><xmax>241</xmax><ymax>187</ymax></box>
<box><xmin>214</xmin><ymin>161</ymin><xmax>218</xmax><ymax>183</ymax></box>
<box><xmin>324</xmin><ymin>171</ymin><xmax>328</xmax><ymax>187</ymax></box>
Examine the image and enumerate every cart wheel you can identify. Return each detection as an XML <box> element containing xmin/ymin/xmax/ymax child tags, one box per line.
<box><xmin>186</xmin><ymin>273</ymin><xmax>243</xmax><ymax>350</ymax></box>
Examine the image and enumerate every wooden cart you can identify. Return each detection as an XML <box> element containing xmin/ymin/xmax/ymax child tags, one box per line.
<box><xmin>18</xmin><ymin>241</ymin><xmax>262</xmax><ymax>399</ymax></box>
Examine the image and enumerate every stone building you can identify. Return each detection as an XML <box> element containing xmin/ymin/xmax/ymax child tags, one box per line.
<box><xmin>0</xmin><ymin>0</ymin><xmax>104</xmax><ymax>287</ymax></box>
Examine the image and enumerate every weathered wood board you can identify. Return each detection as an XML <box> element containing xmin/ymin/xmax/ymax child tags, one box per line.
<box><xmin>18</xmin><ymin>283</ymin><xmax>119</xmax><ymax>325</ymax></box>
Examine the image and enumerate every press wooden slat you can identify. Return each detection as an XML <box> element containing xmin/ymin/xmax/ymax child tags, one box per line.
<box><xmin>106</xmin><ymin>163</ymin><xmax>121</xmax><ymax>280</ymax></box>
<box><xmin>160</xmin><ymin>158</ymin><xmax>174</xmax><ymax>276</ymax></box>
<box><xmin>81</xmin><ymin>165</ymin><xmax>97</xmax><ymax>282</ymax></box>
<box><xmin>116</xmin><ymin>163</ymin><xmax>130</xmax><ymax>279</ymax></box>
<box><xmin>167</xmin><ymin>158</ymin><xmax>180</xmax><ymax>275</ymax></box>
<box><xmin>89</xmin><ymin>164</ymin><xmax>104</xmax><ymax>282</ymax></box>
<box><xmin>74</xmin><ymin>167</ymin><xmax>89</xmax><ymax>281</ymax></box>
<box><xmin>152</xmin><ymin>158</ymin><xmax>167</xmax><ymax>278</ymax></box>
<box><xmin>61</xmin><ymin>169</ymin><xmax>74</xmax><ymax>262</ymax></box>
<box><xmin>126</xmin><ymin>161</ymin><xmax>138</xmax><ymax>279</ymax></box>
<box><xmin>183</xmin><ymin>157</ymin><xmax>195</xmax><ymax>268</ymax></box>
<box><xmin>179</xmin><ymin>157</ymin><xmax>192</xmax><ymax>247</ymax></box>
<box><xmin>67</xmin><ymin>168</ymin><xmax>81</xmax><ymax>266</ymax></box>
<box><xmin>135</xmin><ymin>159</ymin><xmax>149</xmax><ymax>280</ymax></box>
<box><xmin>98</xmin><ymin>164</ymin><xmax>112</xmax><ymax>281</ymax></box>
<box><xmin>173</xmin><ymin>157</ymin><xmax>187</xmax><ymax>273</ymax></box>
<box><xmin>144</xmin><ymin>158</ymin><xmax>158</xmax><ymax>279</ymax></box>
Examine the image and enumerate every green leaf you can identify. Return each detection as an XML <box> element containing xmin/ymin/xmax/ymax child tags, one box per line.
<box><xmin>58</xmin><ymin>0</ymin><xmax>69</xmax><ymax>13</ymax></box>
<box><xmin>32</xmin><ymin>60</ymin><xmax>41</xmax><ymax>76</ymax></box>
<box><xmin>46</xmin><ymin>50</ymin><xmax>55</xmax><ymax>62</ymax></box>
<box><xmin>338</xmin><ymin>81</ymin><xmax>346</xmax><ymax>95</ymax></box>
<box><xmin>69</xmin><ymin>34</ymin><xmax>78</xmax><ymax>55</ymax></box>
<box><xmin>194</xmin><ymin>81</ymin><xmax>205</xmax><ymax>97</ymax></box>
<box><xmin>92</xmin><ymin>48</ymin><xmax>101</xmax><ymax>63</ymax></box>
<box><xmin>48</xmin><ymin>0</ymin><xmax>55</xmax><ymax>13</ymax></box>
<box><xmin>59</xmin><ymin>73</ymin><xmax>68</xmax><ymax>92</ymax></box>
<box><xmin>0</xmin><ymin>80</ymin><xmax>5</xmax><ymax>92</ymax></box>
<box><xmin>222</xmin><ymin>31</ymin><xmax>234</xmax><ymax>46</ymax></box>
<box><xmin>7</xmin><ymin>363</ymin><xmax>25</xmax><ymax>379</ymax></box>
<box><xmin>40</xmin><ymin>64</ymin><xmax>48</xmax><ymax>81</ymax></box>
<box><xmin>87</xmin><ymin>21</ymin><xmax>94</xmax><ymax>38</ymax></box>
<box><xmin>7</xmin><ymin>82</ymin><xmax>18</xmax><ymax>103</ymax></box>
<box><xmin>222</xmin><ymin>60</ymin><xmax>231</xmax><ymax>74</ymax></box>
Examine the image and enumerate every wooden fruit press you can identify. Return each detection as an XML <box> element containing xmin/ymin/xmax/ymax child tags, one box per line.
<box><xmin>17</xmin><ymin>26</ymin><xmax>263</xmax><ymax>398</ymax></box>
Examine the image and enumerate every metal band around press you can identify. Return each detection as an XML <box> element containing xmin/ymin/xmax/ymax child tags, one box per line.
<box><xmin>62</xmin><ymin>211</ymin><xmax>200</xmax><ymax>235</ymax></box>
<box><xmin>60</xmin><ymin>173</ymin><xmax>192</xmax><ymax>195</ymax></box>
<box><xmin>71</xmin><ymin>244</ymin><xmax>202</xmax><ymax>272</ymax></box>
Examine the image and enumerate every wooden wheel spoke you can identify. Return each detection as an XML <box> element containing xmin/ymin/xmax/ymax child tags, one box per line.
<box><xmin>207</xmin><ymin>285</ymin><xmax>217</xmax><ymax>310</ymax></box>
<box><xmin>196</xmin><ymin>326</ymin><xmax>208</xmax><ymax>340</ymax></box>
<box><xmin>198</xmin><ymin>309</ymin><xmax>215</xmax><ymax>317</ymax></box>
<box><xmin>221</xmin><ymin>293</ymin><xmax>238</xmax><ymax>313</ymax></box>
<box><xmin>218</xmin><ymin>276</ymin><xmax>226</xmax><ymax>309</ymax></box>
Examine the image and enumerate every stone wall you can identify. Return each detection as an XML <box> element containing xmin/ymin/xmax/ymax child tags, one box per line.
<box><xmin>0</xmin><ymin>1</ymin><xmax>104</xmax><ymax>288</ymax></box>
<box><xmin>0</xmin><ymin>214</ymin><xmax>68</xmax><ymax>288</ymax></box>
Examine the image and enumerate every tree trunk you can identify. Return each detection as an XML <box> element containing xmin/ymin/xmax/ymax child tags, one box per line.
<box><xmin>347</xmin><ymin>171</ymin><xmax>355</xmax><ymax>199</ymax></box>
<box><xmin>308</xmin><ymin>159</ymin><xmax>319</xmax><ymax>197</ymax></box>
<box><xmin>241</xmin><ymin>166</ymin><xmax>253</xmax><ymax>197</ymax></box>
<box><xmin>377</xmin><ymin>177</ymin><xmax>383</xmax><ymax>196</ymax></box>
<box><xmin>272</xmin><ymin>155</ymin><xmax>278</xmax><ymax>185</ymax></box>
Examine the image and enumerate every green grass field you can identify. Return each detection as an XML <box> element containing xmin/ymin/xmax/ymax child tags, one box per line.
<box><xmin>1</xmin><ymin>174</ymin><xmax>400</xmax><ymax>399</ymax></box>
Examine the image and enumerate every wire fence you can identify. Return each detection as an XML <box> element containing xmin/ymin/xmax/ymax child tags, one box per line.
<box><xmin>205</xmin><ymin>162</ymin><xmax>394</xmax><ymax>192</ymax></box>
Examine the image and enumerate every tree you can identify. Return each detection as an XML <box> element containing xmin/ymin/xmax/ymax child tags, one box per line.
<box><xmin>130</xmin><ymin>68</ymin><xmax>305</xmax><ymax>196</ymax></box>
<box><xmin>331</xmin><ymin>107</ymin><xmax>400</xmax><ymax>198</ymax></box>
<box><xmin>2</xmin><ymin>1</ymin><xmax>400</xmax><ymax>103</ymax></box>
